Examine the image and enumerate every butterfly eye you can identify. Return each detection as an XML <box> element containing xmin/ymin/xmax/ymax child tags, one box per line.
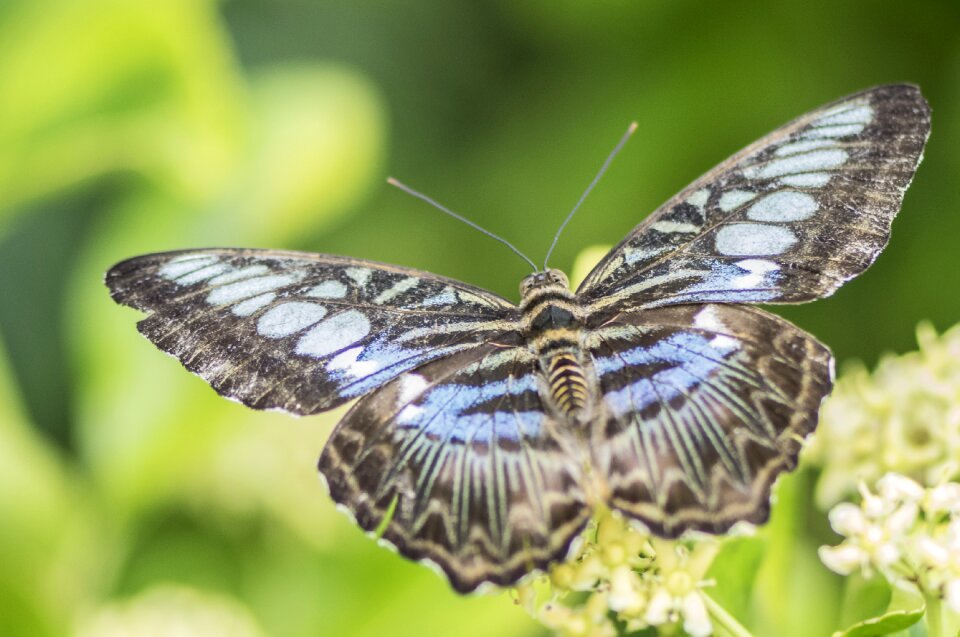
<box><xmin>549</xmin><ymin>270</ymin><xmax>569</xmax><ymax>288</ymax></box>
<box><xmin>519</xmin><ymin>275</ymin><xmax>539</xmax><ymax>296</ymax></box>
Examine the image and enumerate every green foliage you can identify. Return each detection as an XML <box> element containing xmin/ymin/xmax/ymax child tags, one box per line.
<box><xmin>835</xmin><ymin>608</ymin><xmax>924</xmax><ymax>637</ymax></box>
<box><xmin>833</xmin><ymin>589</ymin><xmax>925</xmax><ymax>637</ymax></box>
<box><xmin>838</xmin><ymin>576</ymin><xmax>894</xmax><ymax>631</ymax></box>
<box><xmin>704</xmin><ymin>536</ymin><xmax>765</xmax><ymax>622</ymax></box>
<box><xmin>0</xmin><ymin>1</ymin><xmax>958</xmax><ymax>636</ymax></box>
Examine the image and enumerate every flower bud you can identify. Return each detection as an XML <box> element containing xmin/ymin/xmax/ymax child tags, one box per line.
<box><xmin>828</xmin><ymin>503</ymin><xmax>866</xmax><ymax>536</ymax></box>
<box><xmin>877</xmin><ymin>473</ymin><xmax>925</xmax><ymax>503</ymax></box>
<box><xmin>819</xmin><ymin>544</ymin><xmax>865</xmax><ymax>575</ymax></box>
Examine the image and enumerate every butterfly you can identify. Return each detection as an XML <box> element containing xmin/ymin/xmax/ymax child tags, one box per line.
<box><xmin>106</xmin><ymin>84</ymin><xmax>930</xmax><ymax>593</ymax></box>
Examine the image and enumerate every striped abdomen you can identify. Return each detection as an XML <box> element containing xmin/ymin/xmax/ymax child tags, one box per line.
<box><xmin>545</xmin><ymin>350</ymin><xmax>589</xmax><ymax>416</ymax></box>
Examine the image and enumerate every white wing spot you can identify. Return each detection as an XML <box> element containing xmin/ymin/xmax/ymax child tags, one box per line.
<box><xmin>296</xmin><ymin>310</ymin><xmax>371</xmax><ymax>358</ymax></box>
<box><xmin>374</xmin><ymin>277</ymin><xmax>419</xmax><ymax>304</ymax></box>
<box><xmin>692</xmin><ymin>307</ymin><xmax>738</xmax><ymax>352</ymax></box>
<box><xmin>174</xmin><ymin>263</ymin><xmax>231</xmax><ymax>285</ymax></box>
<box><xmin>715</xmin><ymin>223</ymin><xmax>797</xmax><ymax>256</ymax></box>
<box><xmin>232</xmin><ymin>293</ymin><xmax>276</xmax><ymax>316</ymax></box>
<box><xmin>159</xmin><ymin>256</ymin><xmax>219</xmax><ymax>280</ymax></box>
<box><xmin>307</xmin><ymin>280</ymin><xmax>348</xmax><ymax>299</ymax></box>
<box><xmin>422</xmin><ymin>287</ymin><xmax>458</xmax><ymax>307</ymax></box>
<box><xmin>731</xmin><ymin>258</ymin><xmax>780</xmax><ymax>289</ymax></box>
<box><xmin>651</xmin><ymin>221</ymin><xmax>699</xmax><ymax>234</ymax></box>
<box><xmin>736</xmin><ymin>258</ymin><xmax>780</xmax><ymax>273</ymax></box>
<box><xmin>257</xmin><ymin>301</ymin><xmax>328</xmax><ymax>338</ymax></box>
<box><xmin>397</xmin><ymin>374</ymin><xmax>429</xmax><ymax>403</ymax></box>
<box><xmin>775</xmin><ymin>139</ymin><xmax>836</xmax><ymax>157</ymax></box>
<box><xmin>744</xmin><ymin>149</ymin><xmax>848</xmax><ymax>180</ymax></box>
<box><xmin>328</xmin><ymin>346</ymin><xmax>379</xmax><ymax>378</ymax></box>
<box><xmin>624</xmin><ymin>245</ymin><xmax>668</xmax><ymax>265</ymax></box>
<box><xmin>780</xmin><ymin>173</ymin><xmax>832</xmax><ymax>188</ymax></box>
<box><xmin>206</xmin><ymin>273</ymin><xmax>302</xmax><ymax>305</ymax></box>
<box><xmin>693</xmin><ymin>305</ymin><xmax>726</xmax><ymax>331</ymax></box>
<box><xmin>710</xmin><ymin>334</ymin><xmax>739</xmax><ymax>353</ymax></box>
<box><xmin>686</xmin><ymin>188</ymin><xmax>710</xmax><ymax>209</ymax></box>
<box><xmin>209</xmin><ymin>265</ymin><xmax>270</xmax><ymax>286</ymax></box>
<box><xmin>397</xmin><ymin>404</ymin><xmax>425</xmax><ymax>425</ymax></box>
<box><xmin>813</xmin><ymin>104</ymin><xmax>873</xmax><ymax>128</ymax></box>
<box><xmin>802</xmin><ymin>124</ymin><xmax>867</xmax><ymax>140</ymax></box>
<box><xmin>345</xmin><ymin>267</ymin><xmax>372</xmax><ymax>287</ymax></box>
<box><xmin>747</xmin><ymin>191</ymin><xmax>819</xmax><ymax>222</ymax></box>
<box><xmin>717</xmin><ymin>190</ymin><xmax>757</xmax><ymax>212</ymax></box>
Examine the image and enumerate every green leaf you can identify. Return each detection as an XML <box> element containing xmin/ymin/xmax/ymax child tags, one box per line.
<box><xmin>832</xmin><ymin>593</ymin><xmax>924</xmax><ymax>637</ymax></box>
<box><xmin>838</xmin><ymin>575</ymin><xmax>893</xmax><ymax>630</ymax></box>
<box><xmin>751</xmin><ymin>470</ymin><xmax>844</xmax><ymax>637</ymax></box>
<box><xmin>707</xmin><ymin>535</ymin><xmax>766</xmax><ymax>620</ymax></box>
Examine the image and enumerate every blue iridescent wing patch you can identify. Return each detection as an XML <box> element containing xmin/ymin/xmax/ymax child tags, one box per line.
<box><xmin>585</xmin><ymin>304</ymin><xmax>831</xmax><ymax>536</ymax></box>
<box><xmin>319</xmin><ymin>344</ymin><xmax>591</xmax><ymax>593</ymax></box>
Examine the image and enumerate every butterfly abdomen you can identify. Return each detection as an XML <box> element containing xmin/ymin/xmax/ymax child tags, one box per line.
<box><xmin>544</xmin><ymin>349</ymin><xmax>590</xmax><ymax>417</ymax></box>
<box><xmin>519</xmin><ymin>269</ymin><xmax>593</xmax><ymax>419</ymax></box>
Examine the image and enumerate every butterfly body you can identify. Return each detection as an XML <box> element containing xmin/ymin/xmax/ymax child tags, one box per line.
<box><xmin>520</xmin><ymin>269</ymin><xmax>594</xmax><ymax>420</ymax></box>
<box><xmin>106</xmin><ymin>84</ymin><xmax>931</xmax><ymax>593</ymax></box>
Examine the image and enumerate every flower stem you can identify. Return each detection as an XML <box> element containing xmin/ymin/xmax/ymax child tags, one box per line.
<box><xmin>702</xmin><ymin>593</ymin><xmax>754</xmax><ymax>637</ymax></box>
<box><xmin>925</xmin><ymin>593</ymin><xmax>943</xmax><ymax>637</ymax></box>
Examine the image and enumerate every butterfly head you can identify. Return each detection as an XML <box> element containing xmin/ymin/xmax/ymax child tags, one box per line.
<box><xmin>519</xmin><ymin>269</ymin><xmax>570</xmax><ymax>299</ymax></box>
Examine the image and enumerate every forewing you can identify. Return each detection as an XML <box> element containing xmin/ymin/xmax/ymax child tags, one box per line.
<box><xmin>319</xmin><ymin>344</ymin><xmax>591</xmax><ymax>593</ymax></box>
<box><xmin>579</xmin><ymin>84</ymin><xmax>930</xmax><ymax>310</ymax></box>
<box><xmin>587</xmin><ymin>304</ymin><xmax>832</xmax><ymax>535</ymax></box>
<box><xmin>106</xmin><ymin>249</ymin><xmax>521</xmax><ymax>415</ymax></box>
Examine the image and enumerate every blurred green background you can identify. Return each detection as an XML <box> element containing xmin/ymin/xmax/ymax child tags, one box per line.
<box><xmin>0</xmin><ymin>1</ymin><xmax>958</xmax><ymax>636</ymax></box>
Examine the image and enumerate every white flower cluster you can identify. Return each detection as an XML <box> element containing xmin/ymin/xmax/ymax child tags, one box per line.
<box><xmin>806</xmin><ymin>323</ymin><xmax>960</xmax><ymax>507</ymax></box>
<box><xmin>819</xmin><ymin>473</ymin><xmax>960</xmax><ymax>612</ymax></box>
<box><xmin>516</xmin><ymin>510</ymin><xmax>721</xmax><ymax>637</ymax></box>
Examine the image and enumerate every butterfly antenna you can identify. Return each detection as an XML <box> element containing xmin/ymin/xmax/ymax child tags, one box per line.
<box><xmin>387</xmin><ymin>177</ymin><xmax>539</xmax><ymax>271</ymax></box>
<box><xmin>542</xmin><ymin>121</ymin><xmax>638</xmax><ymax>271</ymax></box>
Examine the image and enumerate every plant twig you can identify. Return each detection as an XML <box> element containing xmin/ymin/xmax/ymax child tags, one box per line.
<box><xmin>703</xmin><ymin>593</ymin><xmax>755</xmax><ymax>637</ymax></box>
<box><xmin>925</xmin><ymin>593</ymin><xmax>943</xmax><ymax>637</ymax></box>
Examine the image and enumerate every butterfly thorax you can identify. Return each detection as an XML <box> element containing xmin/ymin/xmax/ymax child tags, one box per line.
<box><xmin>519</xmin><ymin>269</ymin><xmax>592</xmax><ymax>420</ymax></box>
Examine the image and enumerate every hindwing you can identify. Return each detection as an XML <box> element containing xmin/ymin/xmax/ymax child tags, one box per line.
<box><xmin>586</xmin><ymin>304</ymin><xmax>832</xmax><ymax>535</ymax></box>
<box><xmin>319</xmin><ymin>344</ymin><xmax>591</xmax><ymax>592</ymax></box>
<box><xmin>579</xmin><ymin>84</ymin><xmax>930</xmax><ymax>310</ymax></box>
<box><xmin>107</xmin><ymin>249</ymin><xmax>520</xmax><ymax>414</ymax></box>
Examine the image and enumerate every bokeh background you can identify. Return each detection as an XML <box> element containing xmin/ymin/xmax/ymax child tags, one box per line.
<box><xmin>1</xmin><ymin>1</ymin><xmax>958</xmax><ymax>636</ymax></box>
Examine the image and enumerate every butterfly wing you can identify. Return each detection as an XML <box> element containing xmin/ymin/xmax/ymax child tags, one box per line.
<box><xmin>587</xmin><ymin>303</ymin><xmax>832</xmax><ymax>535</ymax></box>
<box><xmin>319</xmin><ymin>344</ymin><xmax>591</xmax><ymax>592</ymax></box>
<box><xmin>578</xmin><ymin>84</ymin><xmax>930</xmax><ymax>310</ymax></box>
<box><xmin>106</xmin><ymin>249</ymin><xmax>521</xmax><ymax>415</ymax></box>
